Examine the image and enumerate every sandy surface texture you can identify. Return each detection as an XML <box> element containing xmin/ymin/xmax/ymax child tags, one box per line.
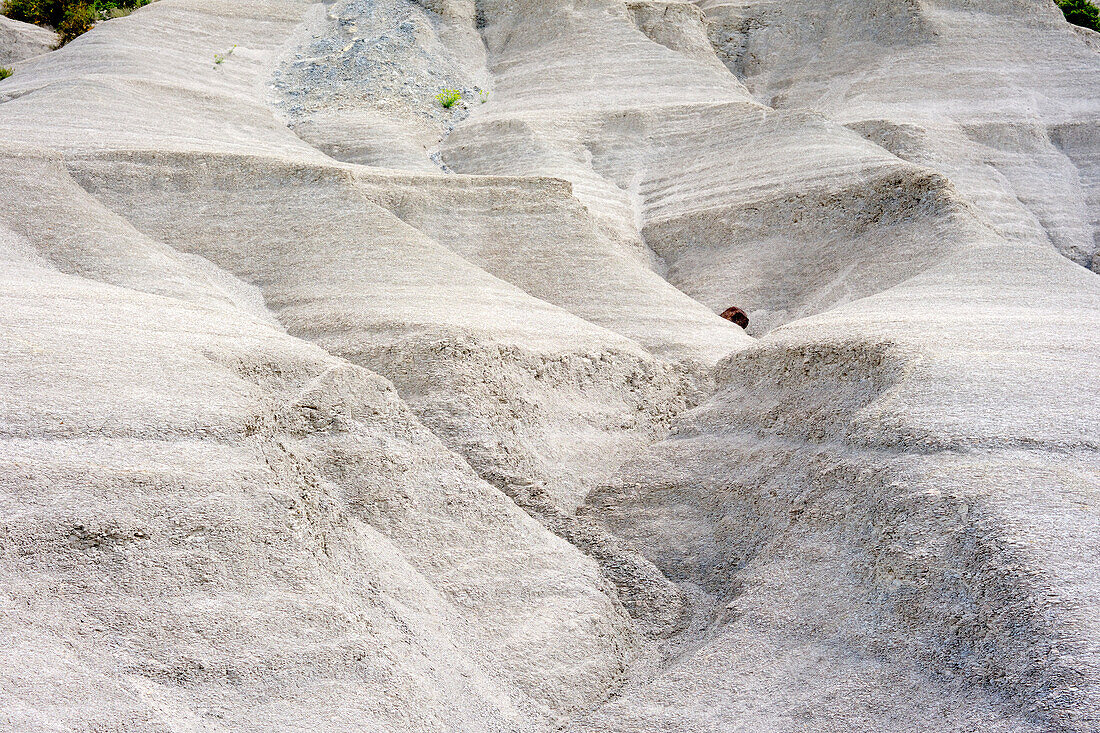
<box><xmin>1</xmin><ymin>1</ymin><xmax>1098</xmax><ymax>731</ymax></box>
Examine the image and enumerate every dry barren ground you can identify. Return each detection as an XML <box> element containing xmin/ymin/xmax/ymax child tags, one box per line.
<box><xmin>1</xmin><ymin>1</ymin><xmax>1099</xmax><ymax>731</ymax></box>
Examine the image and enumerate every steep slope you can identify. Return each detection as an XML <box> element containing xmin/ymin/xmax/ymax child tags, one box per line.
<box><xmin>0</xmin><ymin>1</ymin><xmax>703</xmax><ymax>729</ymax></box>
<box><xmin>579</xmin><ymin>243</ymin><xmax>1100</xmax><ymax>732</ymax></box>
<box><xmin>1</xmin><ymin>0</ymin><xmax>748</xmax><ymax>518</ymax></box>
<box><xmin>0</xmin><ymin>0</ymin><xmax>1098</xmax><ymax>731</ymax></box>
<box><xmin>437</xmin><ymin>0</ymin><xmax>997</xmax><ymax>333</ymax></box>
<box><xmin>0</xmin><ymin>14</ymin><xmax>55</xmax><ymax>65</ymax></box>
<box><xmin>0</xmin><ymin>147</ymin><xmax>641</xmax><ymax>731</ymax></box>
<box><xmin>701</xmin><ymin>0</ymin><xmax>1100</xmax><ymax>271</ymax></box>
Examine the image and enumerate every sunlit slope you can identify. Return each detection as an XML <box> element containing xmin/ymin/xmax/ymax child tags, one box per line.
<box><xmin>0</xmin><ymin>0</ymin><xmax>1098</xmax><ymax>731</ymax></box>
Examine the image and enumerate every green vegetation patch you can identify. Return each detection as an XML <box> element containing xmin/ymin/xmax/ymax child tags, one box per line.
<box><xmin>213</xmin><ymin>45</ymin><xmax>236</xmax><ymax>66</ymax></box>
<box><xmin>0</xmin><ymin>67</ymin><xmax>12</xmax><ymax>80</ymax></box>
<box><xmin>1056</xmin><ymin>0</ymin><xmax>1100</xmax><ymax>32</ymax></box>
<box><xmin>3</xmin><ymin>0</ymin><xmax>152</xmax><ymax>45</ymax></box>
<box><xmin>436</xmin><ymin>88</ymin><xmax>462</xmax><ymax>108</ymax></box>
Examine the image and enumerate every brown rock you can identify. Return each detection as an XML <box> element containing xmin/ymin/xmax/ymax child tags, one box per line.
<box><xmin>720</xmin><ymin>306</ymin><xmax>749</xmax><ymax>329</ymax></box>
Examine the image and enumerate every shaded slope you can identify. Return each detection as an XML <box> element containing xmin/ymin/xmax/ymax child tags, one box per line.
<box><xmin>578</xmin><ymin>242</ymin><xmax>1100</xmax><ymax>731</ymax></box>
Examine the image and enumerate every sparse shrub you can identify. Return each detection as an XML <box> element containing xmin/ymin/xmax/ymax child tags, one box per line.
<box><xmin>56</xmin><ymin>2</ymin><xmax>95</xmax><ymax>44</ymax></box>
<box><xmin>3</xmin><ymin>0</ymin><xmax>61</xmax><ymax>26</ymax></box>
<box><xmin>213</xmin><ymin>45</ymin><xmax>236</xmax><ymax>66</ymax></box>
<box><xmin>2</xmin><ymin>0</ymin><xmax>153</xmax><ymax>46</ymax></box>
<box><xmin>1056</xmin><ymin>0</ymin><xmax>1100</xmax><ymax>32</ymax></box>
<box><xmin>96</xmin><ymin>0</ymin><xmax>148</xmax><ymax>19</ymax></box>
<box><xmin>0</xmin><ymin>67</ymin><xmax>12</xmax><ymax>80</ymax></box>
<box><xmin>436</xmin><ymin>88</ymin><xmax>462</xmax><ymax>108</ymax></box>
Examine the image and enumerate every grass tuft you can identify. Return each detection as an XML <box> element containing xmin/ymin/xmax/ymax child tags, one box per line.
<box><xmin>436</xmin><ymin>89</ymin><xmax>462</xmax><ymax>108</ymax></box>
<box><xmin>0</xmin><ymin>67</ymin><xmax>12</xmax><ymax>80</ymax></box>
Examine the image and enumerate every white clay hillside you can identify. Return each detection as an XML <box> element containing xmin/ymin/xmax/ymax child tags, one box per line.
<box><xmin>1</xmin><ymin>1</ymin><xmax>1099</xmax><ymax>731</ymax></box>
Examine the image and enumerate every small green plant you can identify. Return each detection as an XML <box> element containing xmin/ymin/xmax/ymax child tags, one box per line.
<box><xmin>478</xmin><ymin>89</ymin><xmax>489</xmax><ymax>104</ymax></box>
<box><xmin>436</xmin><ymin>88</ymin><xmax>462</xmax><ymax>108</ymax></box>
<box><xmin>0</xmin><ymin>68</ymin><xmax>12</xmax><ymax>80</ymax></box>
<box><xmin>90</xmin><ymin>0</ymin><xmax>150</xmax><ymax>19</ymax></box>
<box><xmin>95</xmin><ymin>0</ymin><xmax>149</xmax><ymax>19</ymax></box>
<box><xmin>213</xmin><ymin>45</ymin><xmax>236</xmax><ymax>66</ymax></box>
<box><xmin>1056</xmin><ymin>0</ymin><xmax>1100</xmax><ymax>32</ymax></box>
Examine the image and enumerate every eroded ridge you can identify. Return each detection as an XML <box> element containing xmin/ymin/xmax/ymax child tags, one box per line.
<box><xmin>1</xmin><ymin>0</ymin><xmax>1098</xmax><ymax>731</ymax></box>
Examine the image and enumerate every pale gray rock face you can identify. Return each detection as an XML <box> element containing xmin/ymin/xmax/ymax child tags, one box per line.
<box><xmin>1</xmin><ymin>1</ymin><xmax>1098</xmax><ymax>732</ymax></box>
<box><xmin>701</xmin><ymin>0</ymin><xmax>1100</xmax><ymax>272</ymax></box>
<box><xmin>0</xmin><ymin>14</ymin><xmax>55</xmax><ymax>66</ymax></box>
